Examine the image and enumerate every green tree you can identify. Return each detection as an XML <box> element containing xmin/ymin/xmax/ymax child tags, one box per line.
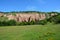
<box><xmin>7</xmin><ymin>20</ymin><xmax>16</xmax><ymax>26</ymax></box>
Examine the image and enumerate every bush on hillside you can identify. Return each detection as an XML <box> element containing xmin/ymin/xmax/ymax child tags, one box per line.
<box><xmin>47</xmin><ymin>15</ymin><xmax>60</xmax><ymax>24</ymax></box>
<box><xmin>7</xmin><ymin>20</ymin><xmax>16</xmax><ymax>26</ymax></box>
<box><xmin>36</xmin><ymin>20</ymin><xmax>47</xmax><ymax>25</ymax></box>
<box><xmin>52</xmin><ymin>15</ymin><xmax>60</xmax><ymax>24</ymax></box>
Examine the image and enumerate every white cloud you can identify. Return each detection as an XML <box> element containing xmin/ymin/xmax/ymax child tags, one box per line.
<box><xmin>25</xmin><ymin>6</ymin><xmax>38</xmax><ymax>11</ymax></box>
<box><xmin>53</xmin><ymin>9</ymin><xmax>60</xmax><ymax>12</ymax></box>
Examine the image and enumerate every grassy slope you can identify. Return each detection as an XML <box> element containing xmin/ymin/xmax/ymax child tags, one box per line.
<box><xmin>0</xmin><ymin>24</ymin><xmax>60</xmax><ymax>40</ymax></box>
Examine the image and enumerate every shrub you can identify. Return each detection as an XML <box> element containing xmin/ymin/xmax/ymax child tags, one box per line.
<box><xmin>38</xmin><ymin>20</ymin><xmax>47</xmax><ymax>25</ymax></box>
<box><xmin>0</xmin><ymin>21</ymin><xmax>8</xmax><ymax>26</ymax></box>
<box><xmin>51</xmin><ymin>15</ymin><xmax>60</xmax><ymax>24</ymax></box>
<box><xmin>29</xmin><ymin>20</ymin><xmax>35</xmax><ymax>25</ymax></box>
<box><xmin>7</xmin><ymin>20</ymin><xmax>16</xmax><ymax>26</ymax></box>
<box><xmin>47</xmin><ymin>15</ymin><xmax>60</xmax><ymax>24</ymax></box>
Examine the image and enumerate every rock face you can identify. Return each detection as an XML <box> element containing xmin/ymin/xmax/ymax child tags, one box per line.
<box><xmin>0</xmin><ymin>13</ymin><xmax>57</xmax><ymax>22</ymax></box>
<box><xmin>0</xmin><ymin>13</ymin><xmax>4</xmax><ymax>17</ymax></box>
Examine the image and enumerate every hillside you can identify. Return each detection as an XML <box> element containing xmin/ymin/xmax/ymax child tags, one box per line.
<box><xmin>0</xmin><ymin>11</ymin><xmax>58</xmax><ymax>22</ymax></box>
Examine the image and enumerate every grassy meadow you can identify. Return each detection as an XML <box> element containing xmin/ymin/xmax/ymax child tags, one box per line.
<box><xmin>0</xmin><ymin>24</ymin><xmax>60</xmax><ymax>40</ymax></box>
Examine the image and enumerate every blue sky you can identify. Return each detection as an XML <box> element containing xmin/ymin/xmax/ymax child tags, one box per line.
<box><xmin>0</xmin><ymin>0</ymin><xmax>60</xmax><ymax>12</ymax></box>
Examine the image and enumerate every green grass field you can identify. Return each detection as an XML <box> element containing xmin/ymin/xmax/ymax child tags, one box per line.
<box><xmin>0</xmin><ymin>24</ymin><xmax>60</xmax><ymax>40</ymax></box>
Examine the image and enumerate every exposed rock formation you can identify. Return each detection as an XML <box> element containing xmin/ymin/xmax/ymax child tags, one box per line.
<box><xmin>0</xmin><ymin>12</ymin><xmax>57</xmax><ymax>22</ymax></box>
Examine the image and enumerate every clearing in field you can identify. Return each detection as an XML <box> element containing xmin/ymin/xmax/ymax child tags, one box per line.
<box><xmin>0</xmin><ymin>24</ymin><xmax>60</xmax><ymax>40</ymax></box>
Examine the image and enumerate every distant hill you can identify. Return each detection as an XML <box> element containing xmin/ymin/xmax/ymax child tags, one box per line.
<box><xmin>0</xmin><ymin>11</ymin><xmax>58</xmax><ymax>22</ymax></box>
